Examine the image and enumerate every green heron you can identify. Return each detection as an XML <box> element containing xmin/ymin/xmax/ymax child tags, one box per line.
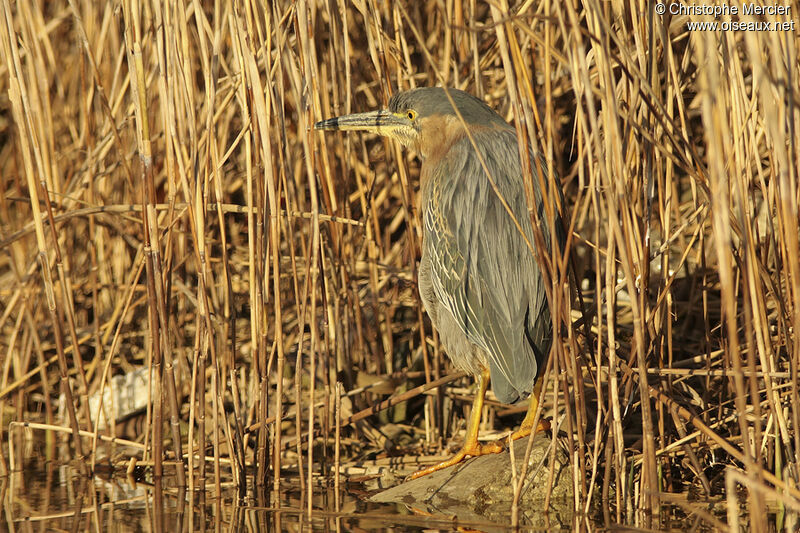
<box><xmin>315</xmin><ymin>87</ymin><xmax>563</xmax><ymax>479</ymax></box>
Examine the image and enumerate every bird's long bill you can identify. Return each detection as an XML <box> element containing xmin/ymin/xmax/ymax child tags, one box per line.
<box><xmin>314</xmin><ymin>109</ymin><xmax>404</xmax><ymax>134</ymax></box>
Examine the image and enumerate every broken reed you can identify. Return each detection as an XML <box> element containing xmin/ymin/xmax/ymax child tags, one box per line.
<box><xmin>0</xmin><ymin>0</ymin><xmax>798</xmax><ymax>528</ymax></box>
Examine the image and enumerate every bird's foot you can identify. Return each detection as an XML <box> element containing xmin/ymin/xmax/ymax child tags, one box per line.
<box><xmin>407</xmin><ymin>440</ymin><xmax>504</xmax><ymax>481</ymax></box>
<box><xmin>506</xmin><ymin>418</ymin><xmax>551</xmax><ymax>442</ymax></box>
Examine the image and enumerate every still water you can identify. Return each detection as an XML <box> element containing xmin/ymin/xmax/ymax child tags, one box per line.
<box><xmin>2</xmin><ymin>431</ymin><xmax>574</xmax><ymax>532</ymax></box>
<box><xmin>2</xmin><ymin>459</ymin><xmax>567</xmax><ymax>531</ymax></box>
<box><xmin>2</xmin><ymin>430</ymin><xmax>744</xmax><ymax>531</ymax></box>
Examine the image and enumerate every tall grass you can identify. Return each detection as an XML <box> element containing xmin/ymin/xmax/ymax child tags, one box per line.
<box><xmin>0</xmin><ymin>0</ymin><xmax>797</xmax><ymax>529</ymax></box>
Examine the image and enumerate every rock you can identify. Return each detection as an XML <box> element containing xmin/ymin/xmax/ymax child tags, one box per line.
<box><xmin>371</xmin><ymin>432</ymin><xmax>573</xmax><ymax>526</ymax></box>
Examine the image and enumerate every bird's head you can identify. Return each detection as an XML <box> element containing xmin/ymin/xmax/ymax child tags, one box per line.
<box><xmin>314</xmin><ymin>87</ymin><xmax>510</xmax><ymax>159</ymax></box>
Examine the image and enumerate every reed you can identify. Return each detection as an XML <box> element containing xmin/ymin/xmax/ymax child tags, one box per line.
<box><xmin>0</xmin><ymin>0</ymin><xmax>797</xmax><ymax>529</ymax></box>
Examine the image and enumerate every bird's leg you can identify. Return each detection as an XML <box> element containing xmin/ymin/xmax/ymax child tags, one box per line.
<box><xmin>508</xmin><ymin>377</ymin><xmax>550</xmax><ymax>442</ymax></box>
<box><xmin>408</xmin><ymin>367</ymin><xmax>503</xmax><ymax>480</ymax></box>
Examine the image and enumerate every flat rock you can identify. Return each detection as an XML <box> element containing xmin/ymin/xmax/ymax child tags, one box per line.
<box><xmin>371</xmin><ymin>432</ymin><xmax>573</xmax><ymax>526</ymax></box>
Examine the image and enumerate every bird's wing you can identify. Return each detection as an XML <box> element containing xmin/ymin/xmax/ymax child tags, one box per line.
<box><xmin>422</xmin><ymin>130</ymin><xmax>557</xmax><ymax>403</ymax></box>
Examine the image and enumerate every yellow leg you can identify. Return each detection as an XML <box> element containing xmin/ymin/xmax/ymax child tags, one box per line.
<box><xmin>409</xmin><ymin>367</ymin><xmax>503</xmax><ymax>480</ymax></box>
<box><xmin>508</xmin><ymin>377</ymin><xmax>550</xmax><ymax>442</ymax></box>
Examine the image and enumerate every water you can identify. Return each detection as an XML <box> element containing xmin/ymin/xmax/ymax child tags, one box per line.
<box><xmin>2</xmin><ymin>432</ymin><xmax>754</xmax><ymax>531</ymax></box>
<box><xmin>2</xmin><ymin>459</ymin><xmax>557</xmax><ymax>531</ymax></box>
<box><xmin>1</xmin><ymin>435</ymin><xmax>564</xmax><ymax>531</ymax></box>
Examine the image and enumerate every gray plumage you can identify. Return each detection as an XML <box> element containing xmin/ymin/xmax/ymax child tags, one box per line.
<box><xmin>316</xmin><ymin>87</ymin><xmax>564</xmax><ymax>405</ymax></box>
<box><xmin>417</xmin><ymin>120</ymin><xmax>559</xmax><ymax>403</ymax></box>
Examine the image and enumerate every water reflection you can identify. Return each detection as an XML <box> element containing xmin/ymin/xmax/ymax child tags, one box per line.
<box><xmin>3</xmin><ymin>432</ymin><xmax>762</xmax><ymax>531</ymax></box>
<box><xmin>7</xmin><ymin>443</ymin><xmax>572</xmax><ymax>532</ymax></box>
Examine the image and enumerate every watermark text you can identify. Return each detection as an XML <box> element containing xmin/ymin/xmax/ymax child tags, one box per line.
<box><xmin>654</xmin><ymin>2</ymin><xmax>795</xmax><ymax>32</ymax></box>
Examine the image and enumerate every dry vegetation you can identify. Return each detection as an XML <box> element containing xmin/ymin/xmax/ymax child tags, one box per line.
<box><xmin>0</xmin><ymin>0</ymin><xmax>798</xmax><ymax>530</ymax></box>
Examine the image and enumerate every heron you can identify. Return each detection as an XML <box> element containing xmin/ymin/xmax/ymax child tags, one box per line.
<box><xmin>315</xmin><ymin>87</ymin><xmax>563</xmax><ymax>479</ymax></box>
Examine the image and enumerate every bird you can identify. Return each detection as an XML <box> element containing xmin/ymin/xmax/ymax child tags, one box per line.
<box><xmin>315</xmin><ymin>87</ymin><xmax>564</xmax><ymax>479</ymax></box>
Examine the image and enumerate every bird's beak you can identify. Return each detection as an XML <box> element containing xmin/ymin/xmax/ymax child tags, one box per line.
<box><xmin>314</xmin><ymin>109</ymin><xmax>406</xmax><ymax>135</ymax></box>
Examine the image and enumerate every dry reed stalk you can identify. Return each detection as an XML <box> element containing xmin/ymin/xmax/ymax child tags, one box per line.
<box><xmin>334</xmin><ymin>381</ymin><xmax>341</xmax><ymax>512</ymax></box>
<box><xmin>0</xmin><ymin>0</ymin><xmax>87</xmax><ymax>475</ymax></box>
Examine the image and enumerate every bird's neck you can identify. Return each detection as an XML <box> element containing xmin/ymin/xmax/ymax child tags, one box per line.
<box><xmin>417</xmin><ymin>115</ymin><xmax>468</xmax><ymax>161</ymax></box>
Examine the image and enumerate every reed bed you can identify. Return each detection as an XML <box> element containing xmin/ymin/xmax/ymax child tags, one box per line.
<box><xmin>0</xmin><ymin>0</ymin><xmax>798</xmax><ymax>530</ymax></box>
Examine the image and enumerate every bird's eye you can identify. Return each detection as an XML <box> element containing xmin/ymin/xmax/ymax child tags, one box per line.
<box><xmin>407</xmin><ymin>110</ymin><xmax>417</xmax><ymax>121</ymax></box>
